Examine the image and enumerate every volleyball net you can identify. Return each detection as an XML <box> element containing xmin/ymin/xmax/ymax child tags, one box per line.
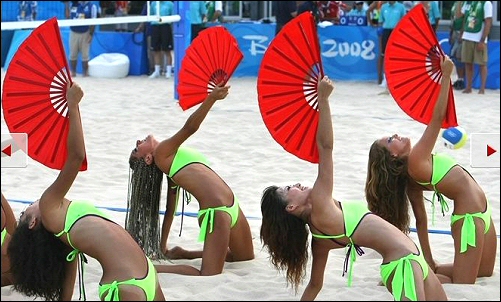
<box><xmin>1</xmin><ymin>15</ymin><xmax>181</xmax><ymax>31</ymax></box>
<box><xmin>1</xmin><ymin>1</ymin><xmax>180</xmax><ymax>30</ymax></box>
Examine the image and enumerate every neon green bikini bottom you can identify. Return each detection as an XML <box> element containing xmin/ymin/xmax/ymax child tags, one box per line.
<box><xmin>450</xmin><ymin>200</ymin><xmax>492</xmax><ymax>253</ymax></box>
<box><xmin>197</xmin><ymin>196</ymin><xmax>240</xmax><ymax>242</ymax></box>
<box><xmin>380</xmin><ymin>247</ymin><xmax>429</xmax><ymax>301</ymax></box>
<box><xmin>98</xmin><ymin>257</ymin><xmax>157</xmax><ymax>301</ymax></box>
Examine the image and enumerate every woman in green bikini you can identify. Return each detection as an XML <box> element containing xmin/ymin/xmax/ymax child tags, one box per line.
<box><xmin>2</xmin><ymin>192</ymin><xmax>17</xmax><ymax>287</ymax></box>
<box><xmin>7</xmin><ymin>82</ymin><xmax>165</xmax><ymax>301</ymax></box>
<box><xmin>260</xmin><ymin>76</ymin><xmax>447</xmax><ymax>301</ymax></box>
<box><xmin>365</xmin><ymin>56</ymin><xmax>497</xmax><ymax>284</ymax></box>
<box><xmin>128</xmin><ymin>84</ymin><xmax>254</xmax><ymax>276</ymax></box>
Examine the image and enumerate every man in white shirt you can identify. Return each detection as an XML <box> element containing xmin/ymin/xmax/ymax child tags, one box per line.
<box><xmin>460</xmin><ymin>1</ymin><xmax>493</xmax><ymax>94</ymax></box>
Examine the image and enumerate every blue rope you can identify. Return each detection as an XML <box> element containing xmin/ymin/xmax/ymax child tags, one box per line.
<box><xmin>7</xmin><ymin>199</ymin><xmax>262</xmax><ymax>220</ymax></box>
<box><xmin>7</xmin><ymin>199</ymin><xmax>500</xmax><ymax>238</ymax></box>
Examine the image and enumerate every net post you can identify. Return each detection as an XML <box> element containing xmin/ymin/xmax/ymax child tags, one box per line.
<box><xmin>173</xmin><ymin>1</ymin><xmax>190</xmax><ymax>101</ymax></box>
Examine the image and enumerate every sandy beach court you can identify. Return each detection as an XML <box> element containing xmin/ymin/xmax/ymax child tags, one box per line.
<box><xmin>1</xmin><ymin>71</ymin><xmax>499</xmax><ymax>300</ymax></box>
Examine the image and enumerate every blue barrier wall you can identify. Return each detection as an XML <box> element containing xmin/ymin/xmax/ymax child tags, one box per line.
<box><xmin>2</xmin><ymin>22</ymin><xmax>499</xmax><ymax>89</ymax></box>
<box><xmin>221</xmin><ymin>23</ymin><xmax>499</xmax><ymax>89</ymax></box>
<box><xmin>4</xmin><ymin>29</ymin><xmax>148</xmax><ymax>76</ymax></box>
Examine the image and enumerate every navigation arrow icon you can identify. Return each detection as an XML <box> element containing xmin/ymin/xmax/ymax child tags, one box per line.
<box><xmin>2</xmin><ymin>144</ymin><xmax>12</xmax><ymax>156</ymax></box>
<box><xmin>487</xmin><ymin>145</ymin><xmax>496</xmax><ymax>157</ymax></box>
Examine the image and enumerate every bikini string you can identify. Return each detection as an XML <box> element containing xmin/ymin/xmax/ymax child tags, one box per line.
<box><xmin>425</xmin><ymin>190</ymin><xmax>449</xmax><ymax>226</ymax></box>
<box><xmin>342</xmin><ymin>242</ymin><xmax>364</xmax><ymax>287</ymax></box>
<box><xmin>178</xmin><ymin>187</ymin><xmax>192</xmax><ymax>237</ymax></box>
<box><xmin>78</xmin><ymin>253</ymin><xmax>88</xmax><ymax>301</ymax></box>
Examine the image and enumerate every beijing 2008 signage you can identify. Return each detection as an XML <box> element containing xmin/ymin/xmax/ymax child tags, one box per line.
<box><xmin>339</xmin><ymin>16</ymin><xmax>367</xmax><ymax>26</ymax></box>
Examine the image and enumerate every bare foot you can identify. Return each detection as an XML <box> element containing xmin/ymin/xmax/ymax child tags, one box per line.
<box><xmin>478</xmin><ymin>89</ymin><xmax>485</xmax><ymax>94</ymax></box>
<box><xmin>462</xmin><ymin>89</ymin><xmax>472</xmax><ymax>94</ymax></box>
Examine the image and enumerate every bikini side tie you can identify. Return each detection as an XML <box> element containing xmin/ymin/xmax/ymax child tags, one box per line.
<box><xmin>389</xmin><ymin>257</ymin><xmax>417</xmax><ymax>301</ymax></box>
<box><xmin>197</xmin><ymin>207</ymin><xmax>216</xmax><ymax>242</ymax></box>
<box><xmin>342</xmin><ymin>239</ymin><xmax>365</xmax><ymax>287</ymax></box>
<box><xmin>451</xmin><ymin>213</ymin><xmax>481</xmax><ymax>253</ymax></box>
<box><xmin>101</xmin><ymin>280</ymin><xmax>120</xmax><ymax>301</ymax></box>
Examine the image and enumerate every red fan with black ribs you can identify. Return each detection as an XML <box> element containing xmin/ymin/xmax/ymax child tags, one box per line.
<box><xmin>2</xmin><ymin>17</ymin><xmax>87</xmax><ymax>171</ymax></box>
<box><xmin>257</xmin><ymin>11</ymin><xmax>324</xmax><ymax>163</ymax></box>
<box><xmin>385</xmin><ymin>3</ymin><xmax>457</xmax><ymax>128</ymax></box>
<box><xmin>177</xmin><ymin>26</ymin><xmax>243</xmax><ymax>111</ymax></box>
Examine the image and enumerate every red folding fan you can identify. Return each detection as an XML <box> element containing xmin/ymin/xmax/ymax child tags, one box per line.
<box><xmin>257</xmin><ymin>12</ymin><xmax>324</xmax><ymax>163</ymax></box>
<box><xmin>177</xmin><ymin>26</ymin><xmax>243</xmax><ymax>111</ymax></box>
<box><xmin>2</xmin><ymin>17</ymin><xmax>87</xmax><ymax>171</ymax></box>
<box><xmin>385</xmin><ymin>3</ymin><xmax>457</xmax><ymax>128</ymax></box>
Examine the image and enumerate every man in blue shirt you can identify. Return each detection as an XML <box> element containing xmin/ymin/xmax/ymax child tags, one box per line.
<box><xmin>17</xmin><ymin>1</ymin><xmax>37</xmax><ymax>21</ymax></box>
<box><xmin>65</xmin><ymin>1</ymin><xmax>98</xmax><ymax>77</ymax></box>
<box><xmin>190</xmin><ymin>1</ymin><xmax>207</xmax><ymax>42</ymax></box>
<box><xmin>419</xmin><ymin>1</ymin><xmax>441</xmax><ymax>32</ymax></box>
<box><xmin>379</xmin><ymin>1</ymin><xmax>406</xmax><ymax>88</ymax></box>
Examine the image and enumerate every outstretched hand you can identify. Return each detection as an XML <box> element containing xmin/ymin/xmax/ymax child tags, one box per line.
<box><xmin>208</xmin><ymin>84</ymin><xmax>230</xmax><ymax>101</ymax></box>
<box><xmin>163</xmin><ymin>246</ymin><xmax>193</xmax><ymax>260</ymax></box>
<box><xmin>317</xmin><ymin>76</ymin><xmax>334</xmax><ymax>101</ymax></box>
<box><xmin>66</xmin><ymin>82</ymin><xmax>84</xmax><ymax>107</ymax></box>
<box><xmin>440</xmin><ymin>55</ymin><xmax>454</xmax><ymax>78</ymax></box>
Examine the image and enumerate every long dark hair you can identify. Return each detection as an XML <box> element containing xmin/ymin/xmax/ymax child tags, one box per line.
<box><xmin>260</xmin><ymin>185</ymin><xmax>309</xmax><ymax>293</ymax></box>
<box><xmin>7</xmin><ymin>217</ymin><xmax>69</xmax><ymax>301</ymax></box>
<box><xmin>365</xmin><ymin>141</ymin><xmax>410</xmax><ymax>234</ymax></box>
<box><xmin>127</xmin><ymin>156</ymin><xmax>166</xmax><ymax>259</ymax></box>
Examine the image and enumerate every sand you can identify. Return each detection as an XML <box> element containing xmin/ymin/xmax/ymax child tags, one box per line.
<box><xmin>1</xmin><ymin>70</ymin><xmax>499</xmax><ymax>301</ymax></box>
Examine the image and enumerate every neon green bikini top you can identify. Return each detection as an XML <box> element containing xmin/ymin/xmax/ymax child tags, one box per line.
<box><xmin>54</xmin><ymin>200</ymin><xmax>112</xmax><ymax>300</ymax></box>
<box><xmin>168</xmin><ymin>146</ymin><xmax>211</xmax><ymax>236</ymax></box>
<box><xmin>310</xmin><ymin>200</ymin><xmax>371</xmax><ymax>287</ymax></box>
<box><xmin>55</xmin><ymin>200</ymin><xmax>111</xmax><ymax>261</ymax></box>
<box><xmin>416</xmin><ymin>153</ymin><xmax>458</xmax><ymax>224</ymax></box>
<box><xmin>168</xmin><ymin>146</ymin><xmax>210</xmax><ymax>178</ymax></box>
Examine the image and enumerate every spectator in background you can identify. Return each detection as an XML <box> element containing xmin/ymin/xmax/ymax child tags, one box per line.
<box><xmin>65</xmin><ymin>1</ymin><xmax>98</xmax><ymax>77</ymax></box>
<box><xmin>274</xmin><ymin>1</ymin><xmax>297</xmax><ymax>36</ymax></box>
<box><xmin>317</xmin><ymin>1</ymin><xmax>351</xmax><ymax>24</ymax></box>
<box><xmin>366</xmin><ymin>1</ymin><xmax>386</xmax><ymax>85</ymax></box>
<box><xmin>403</xmin><ymin>1</ymin><xmax>414</xmax><ymax>13</ymax></box>
<box><xmin>460</xmin><ymin>1</ymin><xmax>493</xmax><ymax>94</ymax></box>
<box><xmin>17</xmin><ymin>1</ymin><xmax>37</xmax><ymax>21</ymax></box>
<box><xmin>206</xmin><ymin>1</ymin><xmax>223</xmax><ymax>23</ymax></box>
<box><xmin>148</xmin><ymin>1</ymin><xmax>174</xmax><ymax>79</ymax></box>
<box><xmin>296</xmin><ymin>1</ymin><xmax>320</xmax><ymax>24</ymax></box>
<box><xmin>347</xmin><ymin>1</ymin><xmax>367</xmax><ymax>17</ymax></box>
<box><xmin>419</xmin><ymin>1</ymin><xmax>441</xmax><ymax>33</ymax></box>
<box><xmin>135</xmin><ymin>2</ymin><xmax>154</xmax><ymax>74</ymax></box>
<box><xmin>378</xmin><ymin>1</ymin><xmax>406</xmax><ymax>89</ymax></box>
<box><xmin>114</xmin><ymin>1</ymin><xmax>130</xmax><ymax>32</ymax></box>
<box><xmin>190</xmin><ymin>1</ymin><xmax>207</xmax><ymax>42</ymax></box>
<box><xmin>450</xmin><ymin>1</ymin><xmax>465</xmax><ymax>90</ymax></box>
<box><xmin>64</xmin><ymin>1</ymin><xmax>78</xmax><ymax>18</ymax></box>
<box><xmin>99</xmin><ymin>0</ymin><xmax>114</xmax><ymax>17</ymax></box>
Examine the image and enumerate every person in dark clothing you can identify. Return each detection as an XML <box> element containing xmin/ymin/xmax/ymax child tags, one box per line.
<box><xmin>274</xmin><ymin>1</ymin><xmax>297</xmax><ymax>36</ymax></box>
<box><xmin>297</xmin><ymin>1</ymin><xmax>320</xmax><ymax>24</ymax></box>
